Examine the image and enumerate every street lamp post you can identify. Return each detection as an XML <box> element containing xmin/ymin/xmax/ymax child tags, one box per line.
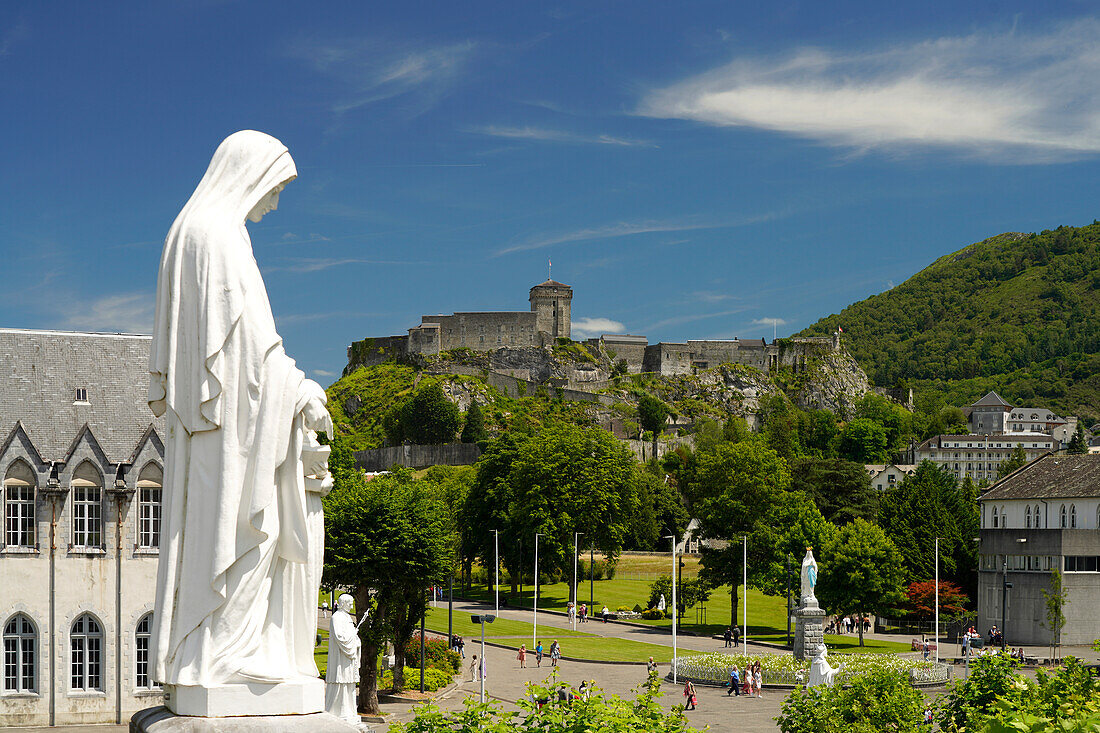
<box><xmin>471</xmin><ymin>614</ymin><xmax>496</xmax><ymax>702</ymax></box>
<box><xmin>573</xmin><ymin>532</ymin><xmax>584</xmax><ymax>630</ymax></box>
<box><xmin>934</xmin><ymin>537</ymin><xmax>940</xmax><ymax>665</ymax></box>
<box><xmin>492</xmin><ymin>529</ymin><xmax>499</xmax><ymax>617</ymax></box>
<box><xmin>533</xmin><ymin>532</ymin><xmax>545</xmax><ymax>648</ymax></box>
<box><xmin>663</xmin><ymin>534</ymin><xmax>678</xmax><ymax>684</ymax></box>
<box><xmin>742</xmin><ymin>535</ymin><xmax>748</xmax><ymax>656</ymax></box>
<box><xmin>785</xmin><ymin>553</ymin><xmax>792</xmax><ymax>649</ymax></box>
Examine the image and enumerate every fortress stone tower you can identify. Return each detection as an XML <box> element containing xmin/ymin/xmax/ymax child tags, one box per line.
<box><xmin>529</xmin><ymin>279</ymin><xmax>572</xmax><ymax>340</ymax></box>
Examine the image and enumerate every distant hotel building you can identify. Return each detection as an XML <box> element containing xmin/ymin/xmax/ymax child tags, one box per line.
<box><xmin>915</xmin><ymin>392</ymin><xmax>1069</xmax><ymax>482</ymax></box>
<box><xmin>0</xmin><ymin>329</ymin><xmax>163</xmax><ymax>727</ymax></box>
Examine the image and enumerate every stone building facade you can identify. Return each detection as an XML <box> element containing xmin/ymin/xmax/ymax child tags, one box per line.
<box><xmin>640</xmin><ymin>333</ymin><xmax>843</xmax><ymax>376</ymax></box>
<box><xmin>347</xmin><ymin>279</ymin><xmax>572</xmax><ymax>366</ymax></box>
<box><xmin>978</xmin><ymin>453</ymin><xmax>1100</xmax><ymax>646</ymax></box>
<box><xmin>0</xmin><ymin>329</ymin><xmax>164</xmax><ymax>727</ymax></box>
<box><xmin>965</xmin><ymin>391</ymin><xmax>1074</xmax><ymax>442</ymax></box>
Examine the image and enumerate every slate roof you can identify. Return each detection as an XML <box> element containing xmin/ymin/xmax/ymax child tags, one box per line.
<box><xmin>0</xmin><ymin>328</ymin><xmax>162</xmax><ymax>463</ymax></box>
<box><xmin>972</xmin><ymin>391</ymin><xmax>1011</xmax><ymax>408</ymax></box>
<box><xmin>980</xmin><ymin>453</ymin><xmax>1100</xmax><ymax>501</ymax></box>
<box><xmin>530</xmin><ymin>279</ymin><xmax>571</xmax><ymax>289</ymax></box>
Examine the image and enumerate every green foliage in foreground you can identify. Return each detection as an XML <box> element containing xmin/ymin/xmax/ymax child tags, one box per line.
<box><xmin>388</xmin><ymin>674</ymin><xmax>699</xmax><ymax>733</ymax></box>
<box><xmin>777</xmin><ymin>670</ymin><xmax>927</xmax><ymax>733</ymax></box>
<box><xmin>937</xmin><ymin>655</ymin><xmax>1100</xmax><ymax>733</ymax></box>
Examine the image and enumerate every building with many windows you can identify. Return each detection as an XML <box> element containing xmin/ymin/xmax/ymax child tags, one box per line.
<box><xmin>0</xmin><ymin>329</ymin><xmax>163</xmax><ymax>727</ymax></box>
<box><xmin>864</xmin><ymin>464</ymin><xmax>917</xmax><ymax>491</ymax></box>
<box><xmin>977</xmin><ymin>452</ymin><xmax>1100</xmax><ymax>646</ymax></box>
<box><xmin>914</xmin><ymin>433</ymin><xmax>1055</xmax><ymax>483</ymax></box>
<box><xmin>965</xmin><ymin>390</ymin><xmax>1075</xmax><ymax>443</ymax></box>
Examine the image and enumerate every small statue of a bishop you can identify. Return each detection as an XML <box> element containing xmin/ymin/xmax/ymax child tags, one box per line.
<box><xmin>326</xmin><ymin>594</ymin><xmax>362</xmax><ymax>724</ymax></box>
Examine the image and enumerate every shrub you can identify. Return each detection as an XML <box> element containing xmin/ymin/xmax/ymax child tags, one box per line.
<box><xmin>777</xmin><ymin>670</ymin><xmax>926</xmax><ymax>733</ymax></box>
<box><xmin>936</xmin><ymin>653</ymin><xmax>1022</xmax><ymax>732</ymax></box>
<box><xmin>403</xmin><ymin>633</ymin><xmax>461</xmax><ymax>675</ymax></box>
<box><xmin>381</xmin><ymin>666</ymin><xmax>451</xmax><ymax>692</ymax></box>
<box><xmin>641</xmin><ymin>609</ymin><xmax>664</xmax><ymax>620</ymax></box>
<box><xmin>617</xmin><ymin>606</ymin><xmax>632</xmax><ymax>612</ymax></box>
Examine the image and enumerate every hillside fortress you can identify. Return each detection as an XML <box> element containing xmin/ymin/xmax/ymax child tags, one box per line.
<box><xmin>345</xmin><ymin>279</ymin><xmax>844</xmax><ymax>379</ymax></box>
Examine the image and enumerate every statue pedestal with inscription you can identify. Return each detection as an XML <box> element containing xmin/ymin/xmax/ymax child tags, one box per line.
<box><xmin>794</xmin><ymin>599</ymin><xmax>826</xmax><ymax>661</ymax></box>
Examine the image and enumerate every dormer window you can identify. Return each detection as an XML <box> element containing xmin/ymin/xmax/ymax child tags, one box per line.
<box><xmin>74</xmin><ymin>388</ymin><xmax>88</xmax><ymax>403</ymax></box>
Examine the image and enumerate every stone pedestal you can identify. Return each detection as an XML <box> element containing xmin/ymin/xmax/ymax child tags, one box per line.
<box><xmin>794</xmin><ymin>599</ymin><xmax>825</xmax><ymax>661</ymax></box>
<box><xmin>131</xmin><ymin>706</ymin><xmax>368</xmax><ymax>732</ymax></box>
<box><xmin>165</xmin><ymin>680</ymin><xmax>324</xmax><ymax>717</ymax></box>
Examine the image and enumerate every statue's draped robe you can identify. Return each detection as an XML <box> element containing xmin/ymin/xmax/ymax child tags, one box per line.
<box><xmin>800</xmin><ymin>551</ymin><xmax>818</xmax><ymax>604</ymax></box>
<box><xmin>148</xmin><ymin>131</ymin><xmax>318</xmax><ymax>686</ymax></box>
<box><xmin>324</xmin><ymin>609</ymin><xmax>360</xmax><ymax>722</ymax></box>
<box><xmin>807</xmin><ymin>648</ymin><xmax>840</xmax><ymax>687</ymax></box>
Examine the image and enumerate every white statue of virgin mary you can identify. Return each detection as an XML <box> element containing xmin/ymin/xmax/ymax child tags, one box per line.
<box><xmin>800</xmin><ymin>548</ymin><xmax>818</xmax><ymax>605</ymax></box>
<box><xmin>148</xmin><ymin>131</ymin><xmax>333</xmax><ymax>703</ymax></box>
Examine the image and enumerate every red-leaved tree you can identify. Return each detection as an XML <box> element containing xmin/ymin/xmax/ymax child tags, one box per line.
<box><xmin>905</xmin><ymin>580</ymin><xmax>968</xmax><ymax>620</ymax></box>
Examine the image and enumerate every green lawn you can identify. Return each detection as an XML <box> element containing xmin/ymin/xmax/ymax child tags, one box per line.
<box><xmin>424</xmin><ymin>607</ymin><xmax>590</xmax><ymax>639</ymax></box>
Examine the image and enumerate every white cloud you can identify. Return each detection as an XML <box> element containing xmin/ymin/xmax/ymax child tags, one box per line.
<box><xmin>496</xmin><ymin>213</ymin><xmax>777</xmax><ymax>256</ymax></box>
<box><xmin>313</xmin><ymin>369</ymin><xmax>336</xmax><ymax>378</ymax></box>
<box><xmin>292</xmin><ymin>37</ymin><xmax>476</xmax><ymax>114</ymax></box>
<box><xmin>751</xmin><ymin>317</ymin><xmax>787</xmax><ymax>328</ymax></box>
<box><xmin>640</xmin><ymin>19</ymin><xmax>1100</xmax><ymax>160</ymax></box>
<box><xmin>571</xmin><ymin>317</ymin><xmax>627</xmax><ymax>339</ymax></box>
<box><xmin>60</xmin><ymin>292</ymin><xmax>154</xmax><ymax>334</ymax></box>
<box><xmin>264</xmin><ymin>257</ymin><xmax>428</xmax><ymax>273</ymax></box>
<box><xmin>469</xmin><ymin>125</ymin><xmax>655</xmax><ymax>148</ymax></box>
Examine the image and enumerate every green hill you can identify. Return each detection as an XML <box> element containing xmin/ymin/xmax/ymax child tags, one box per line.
<box><xmin>799</xmin><ymin>222</ymin><xmax>1100</xmax><ymax>424</ymax></box>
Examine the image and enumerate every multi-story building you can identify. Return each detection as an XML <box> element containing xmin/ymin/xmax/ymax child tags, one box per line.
<box><xmin>977</xmin><ymin>452</ymin><xmax>1100</xmax><ymax>646</ymax></box>
<box><xmin>914</xmin><ymin>433</ymin><xmax>1055</xmax><ymax>483</ymax></box>
<box><xmin>0</xmin><ymin>329</ymin><xmax>163</xmax><ymax>727</ymax></box>
<box><xmin>865</xmin><ymin>464</ymin><xmax>917</xmax><ymax>491</ymax></box>
<box><xmin>965</xmin><ymin>391</ymin><xmax>1075</xmax><ymax>442</ymax></box>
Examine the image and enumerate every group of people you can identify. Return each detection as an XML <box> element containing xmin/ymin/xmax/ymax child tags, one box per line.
<box><xmin>531</xmin><ymin>680</ymin><xmax>596</xmax><ymax>709</ymax></box>
<box><xmin>725</xmin><ymin>661</ymin><xmax>764</xmax><ymax>698</ymax></box>
<box><xmin>987</xmin><ymin>625</ymin><xmax>1004</xmax><ymax>647</ymax></box>
<box><xmin>828</xmin><ymin>615</ymin><xmax>871</xmax><ymax>634</ymax></box>
<box><xmin>722</xmin><ymin>626</ymin><xmax>741</xmax><ymax>647</ymax></box>
<box><xmin>568</xmin><ymin>602</ymin><xmax>589</xmax><ymax>623</ymax></box>
<box><xmin>516</xmin><ymin>640</ymin><xmax>562</xmax><ymax>668</ymax></box>
<box><xmin>449</xmin><ymin>634</ymin><xmax>465</xmax><ymax>658</ymax></box>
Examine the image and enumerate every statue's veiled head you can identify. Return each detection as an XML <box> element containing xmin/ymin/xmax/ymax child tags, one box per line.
<box><xmin>184</xmin><ymin>130</ymin><xmax>298</xmax><ymax>227</ymax></box>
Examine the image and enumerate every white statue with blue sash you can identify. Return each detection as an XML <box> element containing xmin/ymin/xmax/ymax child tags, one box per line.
<box><xmin>800</xmin><ymin>548</ymin><xmax>818</xmax><ymax>605</ymax></box>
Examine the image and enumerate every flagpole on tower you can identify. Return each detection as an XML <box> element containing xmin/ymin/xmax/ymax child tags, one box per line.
<box><xmin>548</xmin><ymin>258</ymin><xmax>552</xmax><ymax>280</ymax></box>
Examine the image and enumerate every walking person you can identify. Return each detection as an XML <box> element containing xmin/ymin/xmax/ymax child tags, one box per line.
<box><xmin>723</xmin><ymin>626</ymin><xmax>732</xmax><ymax>648</ymax></box>
<box><xmin>550</xmin><ymin>639</ymin><xmax>561</xmax><ymax>667</ymax></box>
<box><xmin>732</xmin><ymin>625</ymin><xmax>740</xmax><ymax>647</ymax></box>
<box><xmin>683</xmin><ymin>680</ymin><xmax>697</xmax><ymax>710</ymax></box>
<box><xmin>535</xmin><ymin>641</ymin><xmax>544</xmax><ymax>667</ymax></box>
<box><xmin>517</xmin><ymin>644</ymin><xmax>527</xmax><ymax>668</ymax></box>
<box><xmin>753</xmin><ymin>661</ymin><xmax>764</xmax><ymax>698</ymax></box>
<box><xmin>742</xmin><ymin>665</ymin><xmax>752</xmax><ymax>696</ymax></box>
<box><xmin>727</xmin><ymin>666</ymin><xmax>741</xmax><ymax>696</ymax></box>
<box><xmin>646</xmin><ymin>656</ymin><xmax>658</xmax><ymax>676</ymax></box>
<box><xmin>579</xmin><ymin>679</ymin><xmax>590</xmax><ymax>701</ymax></box>
<box><xmin>469</xmin><ymin>654</ymin><xmax>479</xmax><ymax>682</ymax></box>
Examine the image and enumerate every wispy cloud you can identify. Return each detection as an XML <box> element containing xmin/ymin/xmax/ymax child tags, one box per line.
<box><xmin>689</xmin><ymin>291</ymin><xmax>736</xmax><ymax>304</ymax></box>
<box><xmin>469</xmin><ymin>125</ymin><xmax>655</xmax><ymax>148</ymax></box>
<box><xmin>0</xmin><ymin>22</ymin><xmax>28</xmax><ymax>57</ymax></box>
<box><xmin>751</xmin><ymin>317</ymin><xmax>787</xmax><ymax>328</ymax></box>
<box><xmin>313</xmin><ymin>369</ymin><xmax>337</xmax><ymax>378</ymax></box>
<box><xmin>59</xmin><ymin>292</ymin><xmax>154</xmax><ymax>334</ymax></box>
<box><xmin>640</xmin><ymin>18</ymin><xmax>1100</xmax><ymax>161</ymax></box>
<box><xmin>291</xmin><ymin>37</ymin><xmax>476</xmax><ymax>115</ymax></box>
<box><xmin>276</xmin><ymin>311</ymin><xmax>383</xmax><ymax>325</ymax></box>
<box><xmin>496</xmin><ymin>213</ymin><xmax>777</xmax><ymax>256</ymax></box>
<box><xmin>571</xmin><ymin>317</ymin><xmax>627</xmax><ymax>339</ymax></box>
<box><xmin>263</xmin><ymin>257</ymin><xmax>429</xmax><ymax>274</ymax></box>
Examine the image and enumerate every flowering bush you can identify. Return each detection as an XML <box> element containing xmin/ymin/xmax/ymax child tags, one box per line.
<box><xmin>404</xmin><ymin>633</ymin><xmax>461</xmax><ymax>674</ymax></box>
<box><xmin>672</xmin><ymin>652</ymin><xmax>950</xmax><ymax>687</ymax></box>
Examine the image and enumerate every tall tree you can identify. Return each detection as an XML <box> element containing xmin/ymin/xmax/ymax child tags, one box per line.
<box><xmin>323</xmin><ymin>469</ymin><xmax>455</xmax><ymax>706</ymax></box>
<box><xmin>460</xmin><ymin>400</ymin><xmax>488</xmax><ymax>444</ymax></box>
<box><xmin>1067</xmin><ymin>423</ymin><xmax>1088</xmax><ymax>454</ymax></box>
<box><xmin>817</xmin><ymin>518</ymin><xmax>907</xmax><ymax>646</ymax></box>
<box><xmin>836</xmin><ymin>418</ymin><xmax>890</xmax><ymax>463</ymax></box>
<box><xmin>789</xmin><ymin>457</ymin><xmax>878</xmax><ymax>525</ymax></box>
<box><xmin>637</xmin><ymin>394</ymin><xmax>670</xmax><ymax>455</ymax></box>
<box><xmin>878</xmin><ymin>462</ymin><xmax>977</xmax><ymax>590</ymax></box>
<box><xmin>383</xmin><ymin>381</ymin><xmax>461</xmax><ymax>445</ymax></box>
<box><xmin>997</xmin><ymin>444</ymin><xmax>1028</xmax><ymax>478</ymax></box>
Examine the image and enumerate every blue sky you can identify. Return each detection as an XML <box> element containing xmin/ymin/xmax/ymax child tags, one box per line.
<box><xmin>3</xmin><ymin>2</ymin><xmax>1100</xmax><ymax>382</ymax></box>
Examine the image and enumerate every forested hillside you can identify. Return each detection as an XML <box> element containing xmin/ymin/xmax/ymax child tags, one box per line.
<box><xmin>800</xmin><ymin>222</ymin><xmax>1100</xmax><ymax>424</ymax></box>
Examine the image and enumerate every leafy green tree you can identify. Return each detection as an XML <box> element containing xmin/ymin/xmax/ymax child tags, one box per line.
<box><xmin>1041</xmin><ymin>569</ymin><xmax>1068</xmax><ymax>659</ymax></box>
<box><xmin>855</xmin><ymin>393</ymin><xmax>919</xmax><ymax>455</ymax></box>
<box><xmin>460</xmin><ymin>401</ymin><xmax>488</xmax><ymax>444</ymax></box>
<box><xmin>687</xmin><ymin>438</ymin><xmax>794</xmax><ymax>625</ymax></box>
<box><xmin>648</xmin><ymin>574</ymin><xmax>711</xmax><ymax>615</ymax></box>
<box><xmin>997</xmin><ymin>444</ymin><xmax>1028</xmax><ymax>479</ymax></box>
<box><xmin>637</xmin><ymin>394</ymin><xmax>670</xmax><ymax>455</ymax></box>
<box><xmin>936</xmin><ymin>653</ymin><xmax>1023</xmax><ymax>733</ymax></box>
<box><xmin>1068</xmin><ymin>423</ymin><xmax>1088</xmax><ymax>454</ymax></box>
<box><xmin>789</xmin><ymin>457</ymin><xmax>878</xmax><ymax>525</ymax></box>
<box><xmin>458</xmin><ymin>433</ymin><xmax>526</xmax><ymax>593</ymax></box>
<box><xmin>723</xmin><ymin>416</ymin><xmax>752</xmax><ymax>444</ymax></box>
<box><xmin>384</xmin><ymin>381</ymin><xmax>461</xmax><ymax>445</ymax></box>
<box><xmin>877</xmin><ymin>462</ymin><xmax>978</xmax><ymax>593</ymax></box>
<box><xmin>324</xmin><ymin>469</ymin><xmax>456</xmax><ymax>709</ymax></box>
<box><xmin>799</xmin><ymin>409</ymin><xmax>839</xmax><ymax>457</ymax></box>
<box><xmin>757</xmin><ymin>394</ymin><xmax>802</xmax><ymax>460</ymax></box>
<box><xmin>836</xmin><ymin>418</ymin><xmax>890</xmax><ymax>463</ymax></box>
<box><xmin>816</xmin><ymin>518</ymin><xmax>906</xmax><ymax>647</ymax></box>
